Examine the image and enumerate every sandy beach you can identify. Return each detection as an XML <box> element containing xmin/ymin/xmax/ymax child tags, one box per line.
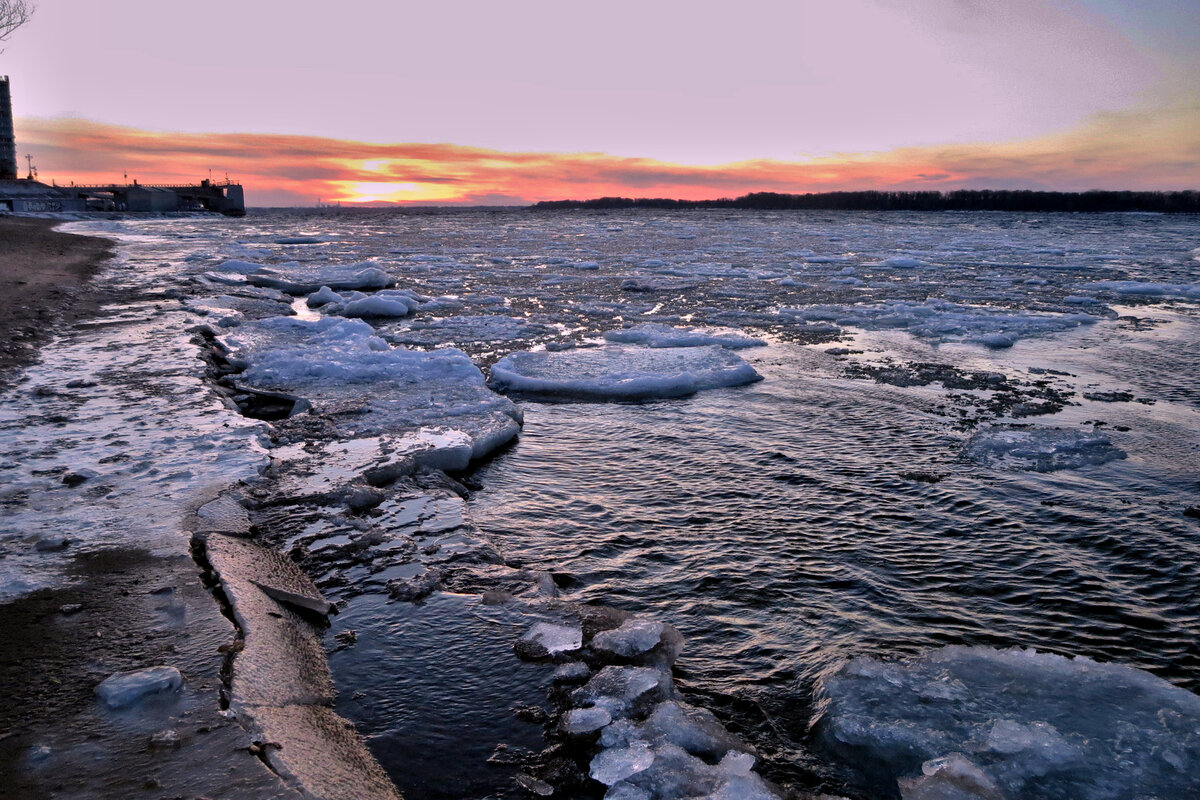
<box><xmin>0</xmin><ymin>216</ymin><xmax>115</xmax><ymax>390</ymax></box>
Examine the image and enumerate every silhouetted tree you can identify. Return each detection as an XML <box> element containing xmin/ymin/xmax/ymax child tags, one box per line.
<box><xmin>0</xmin><ymin>1</ymin><xmax>34</xmax><ymax>53</ymax></box>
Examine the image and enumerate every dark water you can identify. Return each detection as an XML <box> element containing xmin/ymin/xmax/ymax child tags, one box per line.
<box><xmin>467</xmin><ymin>342</ymin><xmax>1200</xmax><ymax>785</ymax></box>
<box><xmin>106</xmin><ymin>208</ymin><xmax>1198</xmax><ymax>796</ymax></box>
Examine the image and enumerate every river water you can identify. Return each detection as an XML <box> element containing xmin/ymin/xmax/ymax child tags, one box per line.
<box><xmin>7</xmin><ymin>208</ymin><xmax>1198</xmax><ymax>798</ymax></box>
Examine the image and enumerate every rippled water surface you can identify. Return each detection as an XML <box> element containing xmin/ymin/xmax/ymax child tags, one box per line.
<box><xmin>29</xmin><ymin>208</ymin><xmax>1198</xmax><ymax>798</ymax></box>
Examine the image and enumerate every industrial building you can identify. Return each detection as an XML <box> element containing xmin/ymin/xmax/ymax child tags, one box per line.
<box><xmin>0</xmin><ymin>75</ymin><xmax>245</xmax><ymax>216</ymax></box>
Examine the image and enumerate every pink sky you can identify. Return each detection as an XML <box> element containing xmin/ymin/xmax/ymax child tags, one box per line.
<box><xmin>4</xmin><ymin>1</ymin><xmax>1197</xmax><ymax>204</ymax></box>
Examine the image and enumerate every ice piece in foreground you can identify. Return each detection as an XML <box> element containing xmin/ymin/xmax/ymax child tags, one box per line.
<box><xmin>94</xmin><ymin>666</ymin><xmax>183</xmax><ymax>709</ymax></box>
<box><xmin>516</xmin><ymin>622</ymin><xmax>583</xmax><ymax>659</ymax></box>
<box><xmin>489</xmin><ymin>345</ymin><xmax>761</xmax><ymax>400</ymax></box>
<box><xmin>962</xmin><ymin>427</ymin><xmax>1126</xmax><ymax>472</ymax></box>
<box><xmin>814</xmin><ymin>645</ymin><xmax>1200</xmax><ymax>800</ymax></box>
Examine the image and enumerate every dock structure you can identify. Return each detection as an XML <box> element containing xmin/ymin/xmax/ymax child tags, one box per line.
<box><xmin>61</xmin><ymin>180</ymin><xmax>246</xmax><ymax>215</ymax></box>
<box><xmin>0</xmin><ymin>76</ymin><xmax>246</xmax><ymax>216</ymax></box>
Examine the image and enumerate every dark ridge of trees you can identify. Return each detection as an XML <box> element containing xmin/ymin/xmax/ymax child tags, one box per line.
<box><xmin>531</xmin><ymin>190</ymin><xmax>1200</xmax><ymax>213</ymax></box>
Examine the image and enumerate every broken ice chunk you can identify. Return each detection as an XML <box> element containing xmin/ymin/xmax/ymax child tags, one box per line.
<box><xmin>306</xmin><ymin>286</ymin><xmax>343</xmax><ymax>307</ymax></box>
<box><xmin>605</xmin><ymin>782</ymin><xmax>652</xmax><ymax>800</ymax></box>
<box><xmin>515</xmin><ymin>622</ymin><xmax>583</xmax><ymax>660</ymax></box>
<box><xmin>644</xmin><ymin>701</ymin><xmax>753</xmax><ymax>760</ymax></box>
<box><xmin>572</xmin><ymin>666</ymin><xmax>675</xmax><ymax>718</ymax></box>
<box><xmin>562</xmin><ymin>706</ymin><xmax>612</xmax><ymax>735</ymax></box>
<box><xmin>899</xmin><ymin>753</ymin><xmax>1003</xmax><ymax>800</ymax></box>
<box><xmin>590</xmin><ymin>741</ymin><xmax>655</xmax><ymax>786</ymax></box>
<box><xmin>592</xmin><ymin>618</ymin><xmax>665</xmax><ymax>658</ymax></box>
<box><xmin>94</xmin><ymin>666</ymin><xmax>183</xmax><ymax>709</ymax></box>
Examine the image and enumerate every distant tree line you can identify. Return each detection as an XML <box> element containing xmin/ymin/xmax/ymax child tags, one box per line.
<box><xmin>531</xmin><ymin>190</ymin><xmax>1200</xmax><ymax>213</ymax></box>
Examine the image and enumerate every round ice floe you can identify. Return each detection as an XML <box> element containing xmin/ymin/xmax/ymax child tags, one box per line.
<box><xmin>815</xmin><ymin>645</ymin><xmax>1200</xmax><ymax>800</ymax></box>
<box><xmin>488</xmin><ymin>346</ymin><xmax>762</xmax><ymax>401</ymax></box>
<box><xmin>603</xmin><ymin>323</ymin><xmax>764</xmax><ymax>350</ymax></box>
<box><xmin>962</xmin><ymin>427</ymin><xmax>1126</xmax><ymax>472</ymax></box>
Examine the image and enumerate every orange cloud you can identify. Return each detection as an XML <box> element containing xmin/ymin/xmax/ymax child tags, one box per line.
<box><xmin>15</xmin><ymin>107</ymin><xmax>1198</xmax><ymax>207</ymax></box>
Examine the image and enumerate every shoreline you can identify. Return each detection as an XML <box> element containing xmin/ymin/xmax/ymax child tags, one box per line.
<box><xmin>0</xmin><ymin>216</ymin><xmax>116</xmax><ymax>391</ymax></box>
<box><xmin>0</xmin><ymin>220</ymin><xmax>400</xmax><ymax>799</ymax></box>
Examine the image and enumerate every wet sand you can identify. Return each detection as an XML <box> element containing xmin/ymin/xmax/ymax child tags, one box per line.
<box><xmin>0</xmin><ymin>216</ymin><xmax>115</xmax><ymax>390</ymax></box>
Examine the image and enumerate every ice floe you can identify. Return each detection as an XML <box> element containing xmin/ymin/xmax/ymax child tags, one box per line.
<box><xmin>216</xmin><ymin>316</ymin><xmax>520</xmax><ymax>457</ymax></box>
<box><xmin>782</xmin><ymin>299</ymin><xmax>1100</xmax><ymax>348</ymax></box>
<box><xmin>1079</xmin><ymin>280</ymin><xmax>1200</xmax><ymax>299</ymax></box>
<box><xmin>962</xmin><ymin>427</ymin><xmax>1126</xmax><ymax>472</ymax></box>
<box><xmin>488</xmin><ymin>346</ymin><xmax>762</xmax><ymax>400</ymax></box>
<box><xmin>815</xmin><ymin>645</ymin><xmax>1200</xmax><ymax>800</ymax></box>
<box><xmin>387</xmin><ymin>315</ymin><xmax>555</xmax><ymax>347</ymax></box>
<box><xmin>603</xmin><ymin>323</ymin><xmax>765</xmax><ymax>350</ymax></box>
<box><xmin>235</xmin><ymin>260</ymin><xmax>395</xmax><ymax>294</ymax></box>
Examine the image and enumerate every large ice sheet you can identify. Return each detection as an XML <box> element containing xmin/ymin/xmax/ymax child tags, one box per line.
<box><xmin>815</xmin><ymin>646</ymin><xmax>1200</xmax><ymax>800</ymax></box>
<box><xmin>217</xmin><ymin>316</ymin><xmax>521</xmax><ymax>458</ymax></box>
<box><xmin>489</xmin><ymin>346</ymin><xmax>762</xmax><ymax>400</ymax></box>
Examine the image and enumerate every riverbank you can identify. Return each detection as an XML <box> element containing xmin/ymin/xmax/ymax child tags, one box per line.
<box><xmin>0</xmin><ymin>216</ymin><xmax>116</xmax><ymax>391</ymax></box>
<box><xmin>0</xmin><ymin>218</ymin><xmax>400</xmax><ymax>799</ymax></box>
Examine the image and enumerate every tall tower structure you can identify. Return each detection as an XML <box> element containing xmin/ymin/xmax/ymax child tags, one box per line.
<box><xmin>0</xmin><ymin>77</ymin><xmax>17</xmax><ymax>180</ymax></box>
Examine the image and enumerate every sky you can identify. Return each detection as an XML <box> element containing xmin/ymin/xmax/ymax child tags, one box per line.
<box><xmin>3</xmin><ymin>0</ymin><xmax>1197</xmax><ymax>205</ymax></box>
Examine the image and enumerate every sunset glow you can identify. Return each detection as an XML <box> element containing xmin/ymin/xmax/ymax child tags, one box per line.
<box><xmin>2</xmin><ymin>1</ymin><xmax>1196</xmax><ymax>206</ymax></box>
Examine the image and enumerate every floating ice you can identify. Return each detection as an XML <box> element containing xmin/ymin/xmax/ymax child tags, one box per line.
<box><xmin>572</xmin><ymin>666</ymin><xmax>676</xmax><ymax>718</ymax></box>
<box><xmin>815</xmin><ymin>645</ymin><xmax>1200</xmax><ymax>800</ymax></box>
<box><xmin>603</xmin><ymin>743</ymin><xmax>780</xmax><ymax>799</ymax></box>
<box><xmin>489</xmin><ymin>346</ymin><xmax>762</xmax><ymax>401</ymax></box>
<box><xmin>1081</xmin><ymin>280</ymin><xmax>1200</xmax><ymax>299</ymax></box>
<box><xmin>306</xmin><ymin>286</ymin><xmax>343</xmax><ymax>307</ymax></box>
<box><xmin>592</xmin><ymin>618</ymin><xmax>667</xmax><ymax>658</ymax></box>
<box><xmin>242</xmin><ymin>260</ymin><xmax>395</xmax><ymax>294</ymax></box>
<box><xmin>217</xmin><ymin>316</ymin><xmax>521</xmax><ymax>457</ymax></box>
<box><xmin>898</xmin><ymin>753</ymin><xmax>1003</xmax><ymax>800</ymax></box>
<box><xmin>94</xmin><ymin>666</ymin><xmax>183</xmax><ymax>709</ymax></box>
<box><xmin>963</xmin><ymin>427</ymin><xmax>1126</xmax><ymax>472</ymax></box>
<box><xmin>591</xmin><ymin>741</ymin><xmax>656</xmax><ymax>785</ymax></box>
<box><xmin>603</xmin><ymin>323</ymin><xmax>764</xmax><ymax>350</ymax></box>
<box><xmin>782</xmin><ymin>299</ymin><xmax>1099</xmax><ymax>347</ymax></box>
<box><xmin>562</xmin><ymin>706</ymin><xmax>613</xmax><ymax>734</ymax></box>
<box><xmin>866</xmin><ymin>256</ymin><xmax>925</xmax><ymax>268</ymax></box>
<box><xmin>518</xmin><ymin>622</ymin><xmax>583</xmax><ymax>658</ymax></box>
<box><xmin>337</xmin><ymin>292</ymin><xmax>419</xmax><ymax>318</ymax></box>
<box><xmin>388</xmin><ymin>315</ymin><xmax>554</xmax><ymax>347</ymax></box>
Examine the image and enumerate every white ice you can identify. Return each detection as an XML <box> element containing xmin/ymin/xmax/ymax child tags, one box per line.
<box><xmin>592</xmin><ymin>618</ymin><xmax>667</xmax><ymax>658</ymax></box>
<box><xmin>816</xmin><ymin>645</ymin><xmax>1200</xmax><ymax>799</ymax></box>
<box><xmin>488</xmin><ymin>346</ymin><xmax>762</xmax><ymax>400</ymax></box>
<box><xmin>520</xmin><ymin>622</ymin><xmax>583</xmax><ymax>656</ymax></box>
<box><xmin>233</xmin><ymin>260</ymin><xmax>395</xmax><ymax>294</ymax></box>
<box><xmin>94</xmin><ymin>666</ymin><xmax>183</xmax><ymax>709</ymax></box>
<box><xmin>217</xmin><ymin>316</ymin><xmax>521</xmax><ymax>458</ymax></box>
